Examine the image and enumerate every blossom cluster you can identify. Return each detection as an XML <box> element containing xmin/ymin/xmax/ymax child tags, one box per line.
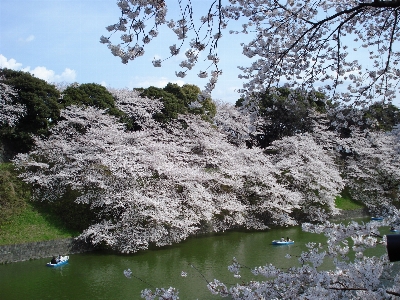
<box><xmin>4</xmin><ymin>82</ymin><xmax>400</xmax><ymax>298</ymax></box>
<box><xmin>0</xmin><ymin>79</ymin><xmax>26</xmax><ymax>127</ymax></box>
<box><xmin>103</xmin><ymin>0</ymin><xmax>400</xmax><ymax>106</ymax></box>
<box><xmin>12</xmin><ymin>88</ymin><xmax>348</xmax><ymax>253</ymax></box>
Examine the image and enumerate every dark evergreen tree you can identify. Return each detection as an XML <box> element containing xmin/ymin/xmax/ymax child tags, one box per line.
<box><xmin>363</xmin><ymin>102</ymin><xmax>400</xmax><ymax>132</ymax></box>
<box><xmin>137</xmin><ymin>83</ymin><xmax>216</xmax><ymax>123</ymax></box>
<box><xmin>61</xmin><ymin>83</ymin><xmax>122</xmax><ymax>117</ymax></box>
<box><xmin>136</xmin><ymin>85</ymin><xmax>186</xmax><ymax>122</ymax></box>
<box><xmin>240</xmin><ymin>87</ymin><xmax>326</xmax><ymax>148</ymax></box>
<box><xmin>0</xmin><ymin>68</ymin><xmax>60</xmax><ymax>153</ymax></box>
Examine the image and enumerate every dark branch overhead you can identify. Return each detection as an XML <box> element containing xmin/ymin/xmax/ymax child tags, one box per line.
<box><xmin>373</xmin><ymin>0</ymin><xmax>400</xmax><ymax>8</ymax></box>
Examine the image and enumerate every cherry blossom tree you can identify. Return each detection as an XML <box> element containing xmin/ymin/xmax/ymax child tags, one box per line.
<box><xmin>394</xmin><ymin>123</ymin><xmax>400</xmax><ymax>153</ymax></box>
<box><xmin>213</xmin><ymin>100</ymin><xmax>252</xmax><ymax>146</ymax></box>
<box><xmin>268</xmin><ymin>132</ymin><xmax>344</xmax><ymax>222</ymax></box>
<box><xmin>339</xmin><ymin>127</ymin><xmax>400</xmax><ymax>215</ymax></box>
<box><xmin>306</xmin><ymin>105</ymin><xmax>400</xmax><ymax>215</ymax></box>
<box><xmin>219</xmin><ymin>100</ymin><xmax>347</xmax><ymax>222</ymax></box>
<box><xmin>12</xmin><ymin>89</ymin><xmax>302</xmax><ymax>252</ymax></box>
<box><xmin>0</xmin><ymin>78</ymin><xmax>26</xmax><ymax>127</ymax></box>
<box><xmin>102</xmin><ymin>0</ymin><xmax>400</xmax><ymax>104</ymax></box>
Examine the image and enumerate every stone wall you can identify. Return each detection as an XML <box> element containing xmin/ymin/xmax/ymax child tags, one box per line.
<box><xmin>0</xmin><ymin>238</ymin><xmax>94</xmax><ymax>264</ymax></box>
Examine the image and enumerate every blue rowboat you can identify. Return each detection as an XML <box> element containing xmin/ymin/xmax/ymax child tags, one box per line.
<box><xmin>371</xmin><ymin>217</ymin><xmax>383</xmax><ymax>221</ymax></box>
<box><xmin>390</xmin><ymin>229</ymin><xmax>398</xmax><ymax>232</ymax></box>
<box><xmin>272</xmin><ymin>240</ymin><xmax>294</xmax><ymax>245</ymax></box>
<box><xmin>46</xmin><ymin>256</ymin><xmax>69</xmax><ymax>267</ymax></box>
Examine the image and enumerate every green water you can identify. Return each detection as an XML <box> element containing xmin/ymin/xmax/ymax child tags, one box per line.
<box><xmin>0</xmin><ymin>217</ymin><xmax>388</xmax><ymax>300</ymax></box>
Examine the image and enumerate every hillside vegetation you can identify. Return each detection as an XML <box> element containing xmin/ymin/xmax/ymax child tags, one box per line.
<box><xmin>0</xmin><ymin>163</ymin><xmax>79</xmax><ymax>245</ymax></box>
<box><xmin>2</xmin><ymin>70</ymin><xmax>399</xmax><ymax>252</ymax></box>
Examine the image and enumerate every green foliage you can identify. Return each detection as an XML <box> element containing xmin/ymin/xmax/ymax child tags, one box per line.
<box><xmin>181</xmin><ymin>84</ymin><xmax>201</xmax><ymax>104</ymax></box>
<box><xmin>61</xmin><ymin>83</ymin><xmax>123</xmax><ymax>118</ymax></box>
<box><xmin>363</xmin><ymin>102</ymin><xmax>400</xmax><ymax>132</ymax></box>
<box><xmin>179</xmin><ymin>83</ymin><xmax>216</xmax><ymax>122</ymax></box>
<box><xmin>0</xmin><ymin>163</ymin><xmax>30</xmax><ymax>226</ymax></box>
<box><xmin>137</xmin><ymin>85</ymin><xmax>187</xmax><ymax>122</ymax></box>
<box><xmin>235</xmin><ymin>98</ymin><xmax>245</xmax><ymax>108</ymax></box>
<box><xmin>189</xmin><ymin>98</ymin><xmax>217</xmax><ymax>123</ymax></box>
<box><xmin>0</xmin><ymin>69</ymin><xmax>61</xmax><ymax>153</ymax></box>
<box><xmin>242</xmin><ymin>87</ymin><xmax>327</xmax><ymax>148</ymax></box>
<box><xmin>137</xmin><ymin>83</ymin><xmax>216</xmax><ymax>123</ymax></box>
<box><xmin>335</xmin><ymin>188</ymin><xmax>365</xmax><ymax>210</ymax></box>
<box><xmin>0</xmin><ymin>163</ymin><xmax>79</xmax><ymax>245</ymax></box>
<box><xmin>163</xmin><ymin>83</ymin><xmax>188</xmax><ymax>105</ymax></box>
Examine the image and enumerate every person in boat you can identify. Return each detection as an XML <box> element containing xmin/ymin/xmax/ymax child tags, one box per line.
<box><xmin>287</xmin><ymin>237</ymin><xmax>291</xmax><ymax>242</ymax></box>
<box><xmin>281</xmin><ymin>237</ymin><xmax>285</xmax><ymax>242</ymax></box>
<box><xmin>58</xmin><ymin>254</ymin><xmax>62</xmax><ymax>261</ymax></box>
<box><xmin>51</xmin><ymin>256</ymin><xmax>58</xmax><ymax>264</ymax></box>
<box><xmin>391</xmin><ymin>226</ymin><xmax>396</xmax><ymax>231</ymax></box>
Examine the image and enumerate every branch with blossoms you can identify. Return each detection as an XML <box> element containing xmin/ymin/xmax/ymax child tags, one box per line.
<box><xmin>123</xmin><ymin>268</ymin><xmax>180</xmax><ymax>300</ymax></box>
<box><xmin>101</xmin><ymin>0</ymin><xmax>225</xmax><ymax>99</ymax></box>
<box><xmin>328</xmin><ymin>286</ymin><xmax>400</xmax><ymax>297</ymax></box>
<box><xmin>237</xmin><ymin>0</ymin><xmax>400</xmax><ymax>105</ymax></box>
<box><xmin>103</xmin><ymin>0</ymin><xmax>400</xmax><ymax>105</ymax></box>
<box><xmin>338</xmin><ymin>127</ymin><xmax>400</xmax><ymax>215</ymax></box>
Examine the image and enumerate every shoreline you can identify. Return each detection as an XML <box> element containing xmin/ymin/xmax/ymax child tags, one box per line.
<box><xmin>0</xmin><ymin>238</ymin><xmax>94</xmax><ymax>264</ymax></box>
<box><xmin>328</xmin><ymin>207</ymin><xmax>370</xmax><ymax>221</ymax></box>
<box><xmin>0</xmin><ymin>208</ymin><xmax>370</xmax><ymax>264</ymax></box>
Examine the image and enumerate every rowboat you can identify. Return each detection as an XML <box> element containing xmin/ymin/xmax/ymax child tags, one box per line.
<box><xmin>371</xmin><ymin>217</ymin><xmax>384</xmax><ymax>221</ymax></box>
<box><xmin>46</xmin><ymin>256</ymin><xmax>69</xmax><ymax>267</ymax></box>
<box><xmin>272</xmin><ymin>240</ymin><xmax>294</xmax><ymax>245</ymax></box>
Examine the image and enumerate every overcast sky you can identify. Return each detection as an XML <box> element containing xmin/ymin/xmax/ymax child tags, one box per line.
<box><xmin>0</xmin><ymin>0</ymin><xmax>257</xmax><ymax>104</ymax></box>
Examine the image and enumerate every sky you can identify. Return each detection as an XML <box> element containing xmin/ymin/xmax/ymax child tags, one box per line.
<box><xmin>1</xmin><ymin>1</ymin><xmax>399</xmax><ymax>107</ymax></box>
<box><xmin>0</xmin><ymin>0</ymin><xmax>254</xmax><ymax>104</ymax></box>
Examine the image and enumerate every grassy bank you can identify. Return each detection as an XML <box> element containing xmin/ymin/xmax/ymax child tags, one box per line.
<box><xmin>335</xmin><ymin>188</ymin><xmax>364</xmax><ymax>210</ymax></box>
<box><xmin>0</xmin><ymin>202</ymin><xmax>79</xmax><ymax>245</ymax></box>
<box><xmin>0</xmin><ymin>163</ymin><xmax>78</xmax><ymax>245</ymax></box>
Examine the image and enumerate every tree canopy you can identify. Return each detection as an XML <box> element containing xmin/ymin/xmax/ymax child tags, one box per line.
<box><xmin>12</xmin><ymin>88</ymin><xmax>349</xmax><ymax>252</ymax></box>
<box><xmin>136</xmin><ymin>82</ymin><xmax>216</xmax><ymax>123</ymax></box>
<box><xmin>5</xmin><ymin>82</ymin><xmax>400</xmax><ymax>297</ymax></box>
<box><xmin>60</xmin><ymin>83</ymin><xmax>122</xmax><ymax>117</ymax></box>
<box><xmin>238</xmin><ymin>87</ymin><xmax>327</xmax><ymax>147</ymax></box>
<box><xmin>101</xmin><ymin>0</ymin><xmax>400</xmax><ymax>105</ymax></box>
<box><xmin>0</xmin><ymin>68</ymin><xmax>60</xmax><ymax>153</ymax></box>
<box><xmin>11</xmin><ymin>87</ymin><xmax>400</xmax><ymax>254</ymax></box>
